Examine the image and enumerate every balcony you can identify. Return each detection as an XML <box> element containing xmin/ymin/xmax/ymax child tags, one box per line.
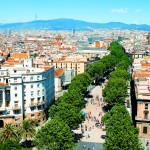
<box><xmin>29</xmin><ymin>102</ymin><xmax>36</xmax><ymax>107</ymax></box>
<box><xmin>0</xmin><ymin>107</ymin><xmax>6</xmax><ymax>111</ymax></box>
<box><xmin>135</xmin><ymin>116</ymin><xmax>150</xmax><ymax>122</ymax></box>
<box><xmin>12</xmin><ymin>105</ymin><xmax>21</xmax><ymax>110</ymax></box>
<box><xmin>37</xmin><ymin>101</ymin><xmax>46</xmax><ymax>106</ymax></box>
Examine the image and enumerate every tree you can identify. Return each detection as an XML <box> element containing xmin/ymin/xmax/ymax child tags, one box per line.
<box><xmin>102</xmin><ymin>78</ymin><xmax>127</xmax><ymax>106</ymax></box>
<box><xmin>34</xmin><ymin>118</ymin><xmax>75</xmax><ymax>150</ymax></box>
<box><xmin>0</xmin><ymin>140</ymin><xmax>21</xmax><ymax>150</ymax></box>
<box><xmin>69</xmin><ymin>72</ymin><xmax>92</xmax><ymax>93</ymax></box>
<box><xmin>88</xmin><ymin>62</ymin><xmax>106</xmax><ymax>78</ymax></box>
<box><xmin>102</xmin><ymin>105</ymin><xmax>144</xmax><ymax>150</ymax></box>
<box><xmin>49</xmin><ymin>102</ymin><xmax>83</xmax><ymax>128</ymax></box>
<box><xmin>19</xmin><ymin>120</ymin><xmax>36</xmax><ymax>148</ymax></box>
<box><xmin>109</xmin><ymin>69</ymin><xmax>130</xmax><ymax>80</ymax></box>
<box><xmin>0</xmin><ymin>123</ymin><xmax>19</xmax><ymax>142</ymax></box>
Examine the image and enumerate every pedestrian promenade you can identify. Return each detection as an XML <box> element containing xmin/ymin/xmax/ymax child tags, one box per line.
<box><xmin>73</xmin><ymin>84</ymin><xmax>107</xmax><ymax>144</ymax></box>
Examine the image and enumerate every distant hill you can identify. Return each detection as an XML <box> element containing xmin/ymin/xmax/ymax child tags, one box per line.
<box><xmin>0</xmin><ymin>18</ymin><xmax>150</xmax><ymax>31</ymax></box>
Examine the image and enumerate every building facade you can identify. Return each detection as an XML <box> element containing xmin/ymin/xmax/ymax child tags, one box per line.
<box><xmin>0</xmin><ymin>64</ymin><xmax>54</xmax><ymax>127</ymax></box>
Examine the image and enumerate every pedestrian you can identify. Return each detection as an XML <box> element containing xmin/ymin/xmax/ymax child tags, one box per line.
<box><xmin>146</xmin><ymin>140</ymin><xmax>149</xmax><ymax>146</ymax></box>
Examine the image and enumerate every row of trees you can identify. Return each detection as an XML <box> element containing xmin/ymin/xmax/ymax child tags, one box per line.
<box><xmin>102</xmin><ymin>41</ymin><xmax>144</xmax><ymax>150</ymax></box>
<box><xmin>0</xmin><ymin>41</ymin><xmax>143</xmax><ymax>150</ymax></box>
<box><xmin>35</xmin><ymin>72</ymin><xmax>92</xmax><ymax>149</ymax></box>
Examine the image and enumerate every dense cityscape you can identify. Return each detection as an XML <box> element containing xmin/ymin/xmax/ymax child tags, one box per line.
<box><xmin>0</xmin><ymin>0</ymin><xmax>150</xmax><ymax>150</ymax></box>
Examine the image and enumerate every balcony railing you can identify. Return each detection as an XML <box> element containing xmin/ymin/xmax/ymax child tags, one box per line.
<box><xmin>37</xmin><ymin>101</ymin><xmax>46</xmax><ymax>106</ymax></box>
<box><xmin>29</xmin><ymin>103</ymin><xmax>36</xmax><ymax>107</ymax></box>
<box><xmin>12</xmin><ymin>106</ymin><xmax>21</xmax><ymax>110</ymax></box>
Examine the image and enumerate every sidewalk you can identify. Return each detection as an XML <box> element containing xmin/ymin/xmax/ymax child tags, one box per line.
<box><xmin>73</xmin><ymin>85</ymin><xmax>106</xmax><ymax>144</ymax></box>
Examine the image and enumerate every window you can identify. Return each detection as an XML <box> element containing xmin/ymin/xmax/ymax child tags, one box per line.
<box><xmin>31</xmin><ymin>114</ymin><xmax>34</xmax><ymax>118</ymax></box>
<box><xmin>14</xmin><ymin>78</ymin><xmax>17</xmax><ymax>82</ymax></box>
<box><xmin>15</xmin><ymin>94</ymin><xmax>17</xmax><ymax>97</ymax></box>
<box><xmin>30</xmin><ymin>76</ymin><xmax>33</xmax><ymax>81</ymax></box>
<box><xmin>23</xmin><ymin>77</ymin><xmax>26</xmax><ymax>81</ymax></box>
<box><xmin>37</xmin><ymin>76</ymin><xmax>40</xmax><ymax>80</ymax></box>
<box><xmin>143</xmin><ymin>127</ymin><xmax>148</xmax><ymax>134</ymax></box>
<box><xmin>31</xmin><ymin>107</ymin><xmax>34</xmax><ymax>111</ymax></box>
<box><xmin>145</xmin><ymin>104</ymin><xmax>148</xmax><ymax>109</ymax></box>
<box><xmin>144</xmin><ymin>112</ymin><xmax>148</xmax><ymax>119</ymax></box>
<box><xmin>31</xmin><ymin>85</ymin><xmax>33</xmax><ymax>88</ymax></box>
<box><xmin>14</xmin><ymin>110</ymin><xmax>20</xmax><ymax>114</ymax></box>
<box><xmin>37</xmin><ymin>84</ymin><xmax>40</xmax><ymax>88</ymax></box>
<box><xmin>37</xmin><ymin>90</ymin><xmax>40</xmax><ymax>95</ymax></box>
<box><xmin>31</xmin><ymin>91</ymin><xmax>34</xmax><ymax>96</ymax></box>
<box><xmin>38</xmin><ymin>113</ymin><xmax>40</xmax><ymax>117</ymax></box>
<box><xmin>14</xmin><ymin>87</ymin><xmax>17</xmax><ymax>90</ymax></box>
<box><xmin>42</xmin><ymin>90</ymin><xmax>44</xmax><ymax>95</ymax></box>
<box><xmin>24</xmin><ymin>100</ymin><xmax>26</xmax><ymax>104</ymax></box>
<box><xmin>6</xmin><ymin>102</ymin><xmax>10</xmax><ymax>107</ymax></box>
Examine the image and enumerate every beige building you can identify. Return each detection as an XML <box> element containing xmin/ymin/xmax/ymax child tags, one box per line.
<box><xmin>49</xmin><ymin>56</ymin><xmax>88</xmax><ymax>76</ymax></box>
<box><xmin>133</xmin><ymin>56</ymin><xmax>150</xmax><ymax>138</ymax></box>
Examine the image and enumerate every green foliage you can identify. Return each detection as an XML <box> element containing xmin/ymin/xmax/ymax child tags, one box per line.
<box><xmin>0</xmin><ymin>123</ymin><xmax>20</xmax><ymax>142</ymax></box>
<box><xmin>109</xmin><ymin>69</ymin><xmax>130</xmax><ymax>80</ymax></box>
<box><xmin>101</xmin><ymin>55</ymin><xmax>117</xmax><ymax>69</ymax></box>
<box><xmin>69</xmin><ymin>72</ymin><xmax>92</xmax><ymax>93</ymax></box>
<box><xmin>49</xmin><ymin>102</ymin><xmax>83</xmax><ymax>128</ymax></box>
<box><xmin>102</xmin><ymin>78</ymin><xmax>127</xmax><ymax>106</ymax></box>
<box><xmin>88</xmin><ymin>61</ymin><xmax>106</xmax><ymax>78</ymax></box>
<box><xmin>34</xmin><ymin>118</ymin><xmax>75</xmax><ymax>150</ymax></box>
<box><xmin>0</xmin><ymin>140</ymin><xmax>21</xmax><ymax>150</ymax></box>
<box><xmin>102</xmin><ymin>105</ymin><xmax>144</xmax><ymax>150</ymax></box>
<box><xmin>19</xmin><ymin>120</ymin><xmax>36</xmax><ymax>143</ymax></box>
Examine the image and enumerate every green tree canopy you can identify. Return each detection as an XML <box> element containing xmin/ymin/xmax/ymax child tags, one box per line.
<box><xmin>88</xmin><ymin>61</ymin><xmax>106</xmax><ymax>78</ymax></box>
<box><xmin>49</xmin><ymin>102</ymin><xmax>83</xmax><ymax>128</ymax></box>
<box><xmin>0</xmin><ymin>140</ymin><xmax>21</xmax><ymax>150</ymax></box>
<box><xmin>102</xmin><ymin>78</ymin><xmax>127</xmax><ymax>106</ymax></box>
<box><xmin>0</xmin><ymin>123</ymin><xmax>19</xmax><ymax>142</ymax></box>
<box><xmin>34</xmin><ymin>118</ymin><xmax>75</xmax><ymax>150</ymax></box>
<box><xmin>19</xmin><ymin>119</ymin><xmax>36</xmax><ymax>148</ymax></box>
<box><xmin>109</xmin><ymin>69</ymin><xmax>130</xmax><ymax>80</ymax></box>
<box><xmin>102</xmin><ymin>105</ymin><xmax>144</xmax><ymax>150</ymax></box>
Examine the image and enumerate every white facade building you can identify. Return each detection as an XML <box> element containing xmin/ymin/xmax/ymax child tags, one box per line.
<box><xmin>0</xmin><ymin>61</ymin><xmax>54</xmax><ymax>127</ymax></box>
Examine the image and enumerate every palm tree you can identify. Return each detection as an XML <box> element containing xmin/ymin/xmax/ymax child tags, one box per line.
<box><xmin>0</xmin><ymin>123</ymin><xmax>19</xmax><ymax>142</ymax></box>
<box><xmin>20</xmin><ymin>120</ymin><xmax>36</xmax><ymax>147</ymax></box>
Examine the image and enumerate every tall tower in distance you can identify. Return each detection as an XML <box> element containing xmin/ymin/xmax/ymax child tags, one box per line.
<box><xmin>72</xmin><ymin>29</ymin><xmax>75</xmax><ymax>35</ymax></box>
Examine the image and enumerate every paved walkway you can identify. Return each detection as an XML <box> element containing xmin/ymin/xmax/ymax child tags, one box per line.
<box><xmin>73</xmin><ymin>83</ymin><xmax>107</xmax><ymax>144</ymax></box>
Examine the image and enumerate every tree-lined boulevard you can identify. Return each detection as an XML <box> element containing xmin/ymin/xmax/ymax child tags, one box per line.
<box><xmin>0</xmin><ymin>41</ymin><xmax>144</xmax><ymax>150</ymax></box>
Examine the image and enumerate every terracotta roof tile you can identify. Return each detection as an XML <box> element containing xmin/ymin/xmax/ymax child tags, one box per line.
<box><xmin>54</xmin><ymin>68</ymin><xmax>64</xmax><ymax>77</ymax></box>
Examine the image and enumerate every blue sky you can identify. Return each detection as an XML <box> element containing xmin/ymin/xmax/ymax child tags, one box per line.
<box><xmin>0</xmin><ymin>0</ymin><xmax>150</xmax><ymax>24</ymax></box>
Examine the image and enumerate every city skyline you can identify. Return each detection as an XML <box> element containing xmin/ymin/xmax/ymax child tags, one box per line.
<box><xmin>0</xmin><ymin>0</ymin><xmax>150</xmax><ymax>25</ymax></box>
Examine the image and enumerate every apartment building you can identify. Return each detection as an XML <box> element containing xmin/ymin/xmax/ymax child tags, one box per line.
<box><xmin>133</xmin><ymin>56</ymin><xmax>150</xmax><ymax>138</ymax></box>
<box><xmin>49</xmin><ymin>56</ymin><xmax>88</xmax><ymax>76</ymax></box>
<box><xmin>0</xmin><ymin>59</ymin><xmax>54</xmax><ymax>127</ymax></box>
